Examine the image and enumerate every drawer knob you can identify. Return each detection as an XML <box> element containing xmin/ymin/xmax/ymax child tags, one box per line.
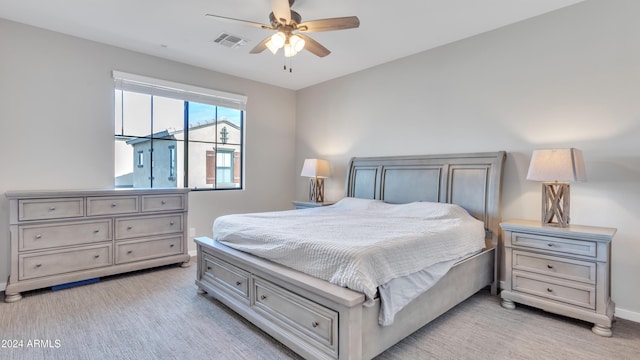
<box><xmin>94</xmin><ymin>229</ymin><xmax>100</xmax><ymax>233</ymax></box>
<box><xmin>35</xmin><ymin>234</ymin><xmax>42</xmax><ymax>239</ymax></box>
<box><xmin>547</xmin><ymin>264</ymin><xmax>554</xmax><ymax>269</ymax></box>
<box><xmin>111</xmin><ymin>203</ymin><xmax>117</xmax><ymax>207</ymax></box>
<box><xmin>49</xmin><ymin>207</ymin><xmax>56</xmax><ymax>211</ymax></box>
<box><xmin>127</xmin><ymin>250</ymin><xmax>133</xmax><ymax>254</ymax></box>
<box><xmin>547</xmin><ymin>243</ymin><xmax>554</xmax><ymax>247</ymax></box>
<box><xmin>94</xmin><ymin>255</ymin><xmax>100</xmax><ymax>259</ymax></box>
<box><xmin>207</xmin><ymin>266</ymin><xmax>211</xmax><ymax>270</ymax></box>
<box><xmin>161</xmin><ymin>200</ymin><xmax>166</xmax><ymax>205</ymax></box>
<box><xmin>311</xmin><ymin>321</ymin><xmax>319</xmax><ymax>328</ymax></box>
<box><xmin>547</xmin><ymin>288</ymin><xmax>553</xmax><ymax>293</ymax></box>
<box><xmin>260</xmin><ymin>295</ymin><xmax>267</xmax><ymax>300</ymax></box>
<box><xmin>235</xmin><ymin>281</ymin><xmax>242</xmax><ymax>286</ymax></box>
<box><xmin>170</xmin><ymin>244</ymin><xmax>175</xmax><ymax>248</ymax></box>
<box><xmin>169</xmin><ymin>221</ymin><xmax>175</xmax><ymax>226</ymax></box>
<box><xmin>35</xmin><ymin>264</ymin><xmax>42</xmax><ymax>268</ymax></box>
<box><xmin>127</xmin><ymin>226</ymin><xmax>133</xmax><ymax>230</ymax></box>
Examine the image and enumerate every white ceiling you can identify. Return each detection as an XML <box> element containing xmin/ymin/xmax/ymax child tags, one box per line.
<box><xmin>1</xmin><ymin>0</ymin><xmax>584</xmax><ymax>90</ymax></box>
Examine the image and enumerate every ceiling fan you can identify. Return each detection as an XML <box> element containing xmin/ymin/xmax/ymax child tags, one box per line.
<box><xmin>206</xmin><ymin>0</ymin><xmax>360</xmax><ymax>58</ymax></box>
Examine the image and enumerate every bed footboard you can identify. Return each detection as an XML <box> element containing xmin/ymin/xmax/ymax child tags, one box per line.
<box><xmin>195</xmin><ymin>237</ymin><xmax>494</xmax><ymax>360</ymax></box>
<box><xmin>195</xmin><ymin>237</ymin><xmax>366</xmax><ymax>360</ymax></box>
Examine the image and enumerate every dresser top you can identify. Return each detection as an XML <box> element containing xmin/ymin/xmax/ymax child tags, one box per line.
<box><xmin>5</xmin><ymin>188</ymin><xmax>190</xmax><ymax>199</ymax></box>
<box><xmin>501</xmin><ymin>219</ymin><xmax>616</xmax><ymax>242</ymax></box>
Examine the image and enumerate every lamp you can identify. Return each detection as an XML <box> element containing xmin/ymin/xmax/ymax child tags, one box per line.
<box><xmin>300</xmin><ymin>159</ymin><xmax>330</xmax><ymax>202</ymax></box>
<box><xmin>527</xmin><ymin>148</ymin><xmax>586</xmax><ymax>227</ymax></box>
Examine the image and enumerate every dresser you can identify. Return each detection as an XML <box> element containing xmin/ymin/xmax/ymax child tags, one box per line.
<box><xmin>4</xmin><ymin>188</ymin><xmax>190</xmax><ymax>302</ymax></box>
<box><xmin>500</xmin><ymin>219</ymin><xmax>616</xmax><ymax>336</ymax></box>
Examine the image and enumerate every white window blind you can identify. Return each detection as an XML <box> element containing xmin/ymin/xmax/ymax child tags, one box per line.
<box><xmin>112</xmin><ymin>71</ymin><xmax>247</xmax><ymax>110</ymax></box>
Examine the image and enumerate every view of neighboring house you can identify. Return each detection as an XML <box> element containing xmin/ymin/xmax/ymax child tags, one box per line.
<box><xmin>115</xmin><ymin>119</ymin><xmax>241</xmax><ymax>189</ymax></box>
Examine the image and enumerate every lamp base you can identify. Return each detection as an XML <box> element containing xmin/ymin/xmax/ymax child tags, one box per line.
<box><xmin>308</xmin><ymin>178</ymin><xmax>325</xmax><ymax>203</ymax></box>
<box><xmin>541</xmin><ymin>182</ymin><xmax>570</xmax><ymax>227</ymax></box>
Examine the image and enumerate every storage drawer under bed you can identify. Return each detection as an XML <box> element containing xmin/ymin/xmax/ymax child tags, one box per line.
<box><xmin>252</xmin><ymin>276</ymin><xmax>338</xmax><ymax>358</ymax></box>
<box><xmin>201</xmin><ymin>254</ymin><xmax>250</xmax><ymax>301</ymax></box>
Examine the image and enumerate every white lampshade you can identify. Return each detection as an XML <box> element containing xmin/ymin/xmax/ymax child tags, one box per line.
<box><xmin>300</xmin><ymin>159</ymin><xmax>331</xmax><ymax>178</ymax></box>
<box><xmin>289</xmin><ymin>34</ymin><xmax>305</xmax><ymax>52</ymax></box>
<box><xmin>527</xmin><ymin>148</ymin><xmax>586</xmax><ymax>182</ymax></box>
<box><xmin>283</xmin><ymin>43</ymin><xmax>297</xmax><ymax>57</ymax></box>
<box><xmin>265</xmin><ymin>39</ymin><xmax>279</xmax><ymax>54</ymax></box>
<box><xmin>270</xmin><ymin>32</ymin><xmax>286</xmax><ymax>49</ymax></box>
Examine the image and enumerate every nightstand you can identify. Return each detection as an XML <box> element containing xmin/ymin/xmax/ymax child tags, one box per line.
<box><xmin>292</xmin><ymin>200</ymin><xmax>336</xmax><ymax>209</ymax></box>
<box><xmin>500</xmin><ymin>219</ymin><xmax>616</xmax><ymax>336</ymax></box>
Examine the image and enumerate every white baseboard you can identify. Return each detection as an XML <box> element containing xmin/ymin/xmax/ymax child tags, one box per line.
<box><xmin>0</xmin><ymin>281</ymin><xmax>6</xmax><ymax>292</ymax></box>
<box><xmin>499</xmin><ymin>280</ymin><xmax>639</xmax><ymax>323</ymax></box>
<box><xmin>189</xmin><ymin>249</ymin><xmax>197</xmax><ymax>257</ymax></box>
<box><xmin>615</xmin><ymin>307</ymin><xmax>640</xmax><ymax>323</ymax></box>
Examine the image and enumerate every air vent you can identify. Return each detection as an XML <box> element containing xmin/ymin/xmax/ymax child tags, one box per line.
<box><xmin>214</xmin><ymin>33</ymin><xmax>249</xmax><ymax>48</ymax></box>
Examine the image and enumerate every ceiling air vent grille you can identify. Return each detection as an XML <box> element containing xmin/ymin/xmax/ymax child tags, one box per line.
<box><xmin>214</xmin><ymin>33</ymin><xmax>248</xmax><ymax>48</ymax></box>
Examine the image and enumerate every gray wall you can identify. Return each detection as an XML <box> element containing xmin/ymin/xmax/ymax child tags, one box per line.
<box><xmin>295</xmin><ymin>0</ymin><xmax>640</xmax><ymax>320</ymax></box>
<box><xmin>0</xmin><ymin>19</ymin><xmax>297</xmax><ymax>289</ymax></box>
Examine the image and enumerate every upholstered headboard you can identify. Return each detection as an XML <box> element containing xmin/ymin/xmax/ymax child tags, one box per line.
<box><xmin>344</xmin><ymin>151</ymin><xmax>506</xmax><ymax>249</ymax></box>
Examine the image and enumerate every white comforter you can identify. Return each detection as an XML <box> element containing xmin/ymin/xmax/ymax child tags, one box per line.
<box><xmin>213</xmin><ymin>198</ymin><xmax>485</xmax><ymax>304</ymax></box>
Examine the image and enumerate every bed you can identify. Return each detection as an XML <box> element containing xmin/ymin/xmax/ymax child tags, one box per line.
<box><xmin>195</xmin><ymin>151</ymin><xmax>506</xmax><ymax>360</ymax></box>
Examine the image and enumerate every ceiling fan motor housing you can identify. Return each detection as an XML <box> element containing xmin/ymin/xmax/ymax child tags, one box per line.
<box><xmin>269</xmin><ymin>10</ymin><xmax>302</xmax><ymax>26</ymax></box>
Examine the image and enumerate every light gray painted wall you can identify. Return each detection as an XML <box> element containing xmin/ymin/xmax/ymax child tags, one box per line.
<box><xmin>295</xmin><ymin>0</ymin><xmax>640</xmax><ymax>320</ymax></box>
<box><xmin>0</xmin><ymin>19</ymin><xmax>297</xmax><ymax>289</ymax></box>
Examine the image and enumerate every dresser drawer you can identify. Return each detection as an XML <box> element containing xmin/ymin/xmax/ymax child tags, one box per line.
<box><xmin>513</xmin><ymin>250</ymin><xmax>596</xmax><ymax>284</ymax></box>
<box><xmin>19</xmin><ymin>244</ymin><xmax>112</xmax><ymax>280</ymax></box>
<box><xmin>87</xmin><ymin>196</ymin><xmax>139</xmax><ymax>216</ymax></box>
<box><xmin>115</xmin><ymin>235</ymin><xmax>183</xmax><ymax>264</ymax></box>
<box><xmin>18</xmin><ymin>198</ymin><xmax>84</xmax><ymax>221</ymax></box>
<box><xmin>19</xmin><ymin>220</ymin><xmax>112</xmax><ymax>251</ymax></box>
<box><xmin>142</xmin><ymin>194</ymin><xmax>185</xmax><ymax>212</ymax></box>
<box><xmin>201</xmin><ymin>255</ymin><xmax>250</xmax><ymax>300</ymax></box>
<box><xmin>512</xmin><ymin>271</ymin><xmax>595</xmax><ymax>309</ymax></box>
<box><xmin>511</xmin><ymin>232</ymin><xmax>596</xmax><ymax>258</ymax></box>
<box><xmin>253</xmin><ymin>277</ymin><xmax>338</xmax><ymax>357</ymax></box>
<box><xmin>115</xmin><ymin>214</ymin><xmax>183</xmax><ymax>240</ymax></box>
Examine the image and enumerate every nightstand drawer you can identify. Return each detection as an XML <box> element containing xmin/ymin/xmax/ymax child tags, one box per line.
<box><xmin>512</xmin><ymin>271</ymin><xmax>595</xmax><ymax>309</ymax></box>
<box><xmin>511</xmin><ymin>232</ymin><xmax>596</xmax><ymax>258</ymax></box>
<box><xmin>513</xmin><ymin>250</ymin><xmax>596</xmax><ymax>284</ymax></box>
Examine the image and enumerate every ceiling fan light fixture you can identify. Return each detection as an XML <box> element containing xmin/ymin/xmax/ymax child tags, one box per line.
<box><xmin>270</xmin><ymin>32</ymin><xmax>286</xmax><ymax>49</ymax></box>
<box><xmin>283</xmin><ymin>43</ymin><xmax>297</xmax><ymax>57</ymax></box>
<box><xmin>289</xmin><ymin>34</ymin><xmax>305</xmax><ymax>52</ymax></box>
<box><xmin>265</xmin><ymin>39</ymin><xmax>279</xmax><ymax>54</ymax></box>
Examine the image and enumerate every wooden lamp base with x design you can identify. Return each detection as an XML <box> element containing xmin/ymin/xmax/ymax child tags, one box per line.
<box><xmin>541</xmin><ymin>182</ymin><xmax>570</xmax><ymax>227</ymax></box>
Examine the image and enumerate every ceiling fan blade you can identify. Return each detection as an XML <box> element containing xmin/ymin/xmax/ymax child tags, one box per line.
<box><xmin>270</xmin><ymin>0</ymin><xmax>291</xmax><ymax>24</ymax></box>
<box><xmin>206</xmin><ymin>14</ymin><xmax>274</xmax><ymax>30</ymax></box>
<box><xmin>297</xmin><ymin>34</ymin><xmax>330</xmax><ymax>57</ymax></box>
<box><xmin>298</xmin><ymin>16</ymin><xmax>360</xmax><ymax>32</ymax></box>
<box><xmin>250</xmin><ymin>36</ymin><xmax>271</xmax><ymax>54</ymax></box>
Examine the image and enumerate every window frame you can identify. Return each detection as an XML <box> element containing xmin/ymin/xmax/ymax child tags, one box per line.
<box><xmin>113</xmin><ymin>71</ymin><xmax>246</xmax><ymax>191</ymax></box>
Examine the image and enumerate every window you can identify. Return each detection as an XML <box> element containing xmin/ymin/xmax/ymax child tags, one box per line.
<box><xmin>113</xmin><ymin>71</ymin><xmax>246</xmax><ymax>190</ymax></box>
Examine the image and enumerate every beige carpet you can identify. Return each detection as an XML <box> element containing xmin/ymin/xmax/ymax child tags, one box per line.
<box><xmin>1</xmin><ymin>260</ymin><xmax>638</xmax><ymax>360</ymax></box>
